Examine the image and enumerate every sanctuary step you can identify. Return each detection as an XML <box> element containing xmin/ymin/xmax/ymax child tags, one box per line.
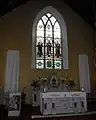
<box><xmin>1</xmin><ymin>103</ymin><xmax>96</xmax><ymax>120</ymax></box>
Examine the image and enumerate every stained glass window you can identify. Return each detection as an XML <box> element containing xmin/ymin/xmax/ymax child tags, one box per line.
<box><xmin>36</xmin><ymin>13</ymin><xmax>62</xmax><ymax>69</ymax></box>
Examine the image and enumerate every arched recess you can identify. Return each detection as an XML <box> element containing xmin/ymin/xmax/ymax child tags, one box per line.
<box><xmin>31</xmin><ymin>6</ymin><xmax>69</xmax><ymax>69</ymax></box>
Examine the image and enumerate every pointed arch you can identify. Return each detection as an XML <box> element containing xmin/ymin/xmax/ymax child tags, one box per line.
<box><xmin>31</xmin><ymin>6</ymin><xmax>69</xmax><ymax>69</ymax></box>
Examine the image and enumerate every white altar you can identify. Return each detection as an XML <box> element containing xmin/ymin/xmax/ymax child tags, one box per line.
<box><xmin>40</xmin><ymin>92</ymin><xmax>87</xmax><ymax>115</ymax></box>
<box><xmin>32</xmin><ymin>74</ymin><xmax>74</xmax><ymax>107</ymax></box>
<box><xmin>31</xmin><ymin>74</ymin><xmax>87</xmax><ymax>115</ymax></box>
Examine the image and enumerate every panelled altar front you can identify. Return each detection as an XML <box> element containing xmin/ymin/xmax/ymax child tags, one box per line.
<box><xmin>40</xmin><ymin>92</ymin><xmax>87</xmax><ymax>115</ymax></box>
<box><xmin>31</xmin><ymin>74</ymin><xmax>87</xmax><ymax>115</ymax></box>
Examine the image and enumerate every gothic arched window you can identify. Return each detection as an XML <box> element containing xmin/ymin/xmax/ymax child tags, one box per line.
<box><xmin>32</xmin><ymin>6</ymin><xmax>69</xmax><ymax>69</ymax></box>
<box><xmin>36</xmin><ymin>13</ymin><xmax>62</xmax><ymax>69</ymax></box>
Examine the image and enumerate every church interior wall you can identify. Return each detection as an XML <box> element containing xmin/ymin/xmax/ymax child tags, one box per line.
<box><xmin>0</xmin><ymin>0</ymin><xmax>93</xmax><ymax>95</ymax></box>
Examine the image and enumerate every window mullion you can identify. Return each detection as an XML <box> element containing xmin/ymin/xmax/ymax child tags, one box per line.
<box><xmin>52</xmin><ymin>25</ymin><xmax>54</xmax><ymax>68</ymax></box>
<box><xmin>44</xmin><ymin>25</ymin><xmax>46</xmax><ymax>68</ymax></box>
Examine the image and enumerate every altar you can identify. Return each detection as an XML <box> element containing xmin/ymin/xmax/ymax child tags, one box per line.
<box><xmin>31</xmin><ymin>74</ymin><xmax>75</xmax><ymax>107</ymax></box>
<box><xmin>40</xmin><ymin>92</ymin><xmax>87</xmax><ymax>115</ymax></box>
<box><xmin>30</xmin><ymin>74</ymin><xmax>87</xmax><ymax>116</ymax></box>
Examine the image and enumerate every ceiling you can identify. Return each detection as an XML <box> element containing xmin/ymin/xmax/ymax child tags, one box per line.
<box><xmin>0</xmin><ymin>0</ymin><xmax>96</xmax><ymax>29</ymax></box>
<box><xmin>64</xmin><ymin>0</ymin><xmax>96</xmax><ymax>30</ymax></box>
